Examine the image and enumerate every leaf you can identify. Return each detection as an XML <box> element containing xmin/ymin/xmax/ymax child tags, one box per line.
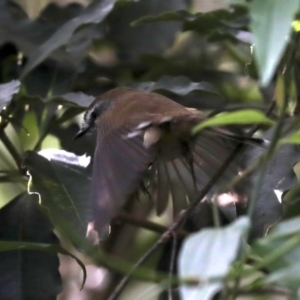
<box><xmin>23</xmin><ymin>150</ymin><xmax>92</xmax><ymax>245</ymax></box>
<box><xmin>250</xmin><ymin>0</ymin><xmax>299</xmax><ymax>86</ymax></box>
<box><xmin>39</xmin><ymin>148</ymin><xmax>91</xmax><ymax>167</ymax></box>
<box><xmin>252</xmin><ymin>216</ymin><xmax>300</xmax><ymax>272</ymax></box>
<box><xmin>266</xmin><ymin>216</ymin><xmax>300</xmax><ymax>238</ymax></box>
<box><xmin>245</xmin><ymin>142</ymin><xmax>299</xmax><ymax>241</ymax></box>
<box><xmin>178</xmin><ymin>217</ymin><xmax>250</xmax><ymax>300</ymax></box>
<box><xmin>0</xmin><ymin>193</ymin><xmax>62</xmax><ymax>300</ymax></box>
<box><xmin>0</xmin><ymin>241</ymin><xmax>86</xmax><ymax>290</ymax></box>
<box><xmin>281</xmin><ymin>130</ymin><xmax>300</xmax><ymax>144</ymax></box>
<box><xmin>21</xmin><ymin>0</ymin><xmax>116</xmax><ymax>78</ymax></box>
<box><xmin>131</xmin><ymin>76</ymin><xmax>221</xmax><ymax>97</ymax></box>
<box><xmin>48</xmin><ymin>92</ymin><xmax>95</xmax><ymax>108</ymax></box>
<box><xmin>132</xmin><ymin>5</ymin><xmax>248</xmax><ymax>41</ymax></box>
<box><xmin>192</xmin><ymin>109</ymin><xmax>274</xmax><ymax>134</ymax></box>
<box><xmin>0</xmin><ymin>80</ymin><xmax>20</xmax><ymax>111</ymax></box>
<box><xmin>265</xmin><ymin>262</ymin><xmax>300</xmax><ymax>289</ymax></box>
<box><xmin>107</xmin><ymin>0</ymin><xmax>188</xmax><ymax>61</ymax></box>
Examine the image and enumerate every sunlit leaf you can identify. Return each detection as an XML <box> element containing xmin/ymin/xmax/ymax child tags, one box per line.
<box><xmin>0</xmin><ymin>80</ymin><xmax>20</xmax><ymax>112</ymax></box>
<box><xmin>281</xmin><ymin>130</ymin><xmax>300</xmax><ymax>144</ymax></box>
<box><xmin>250</xmin><ymin>0</ymin><xmax>299</xmax><ymax>86</ymax></box>
<box><xmin>193</xmin><ymin>109</ymin><xmax>274</xmax><ymax>134</ymax></box>
<box><xmin>178</xmin><ymin>217</ymin><xmax>249</xmax><ymax>300</ymax></box>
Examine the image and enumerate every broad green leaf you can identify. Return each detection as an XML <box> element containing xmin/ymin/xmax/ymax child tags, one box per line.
<box><xmin>0</xmin><ymin>80</ymin><xmax>20</xmax><ymax>111</ymax></box>
<box><xmin>250</xmin><ymin>0</ymin><xmax>299</xmax><ymax>86</ymax></box>
<box><xmin>21</xmin><ymin>0</ymin><xmax>116</xmax><ymax>78</ymax></box>
<box><xmin>193</xmin><ymin>109</ymin><xmax>274</xmax><ymax>134</ymax></box>
<box><xmin>178</xmin><ymin>217</ymin><xmax>250</xmax><ymax>300</ymax></box>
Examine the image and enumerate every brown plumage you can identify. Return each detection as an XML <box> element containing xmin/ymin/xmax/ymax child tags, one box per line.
<box><xmin>76</xmin><ymin>87</ymin><xmax>244</xmax><ymax>234</ymax></box>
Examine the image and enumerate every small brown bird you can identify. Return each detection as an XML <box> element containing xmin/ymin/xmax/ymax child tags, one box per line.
<box><xmin>75</xmin><ymin>87</ymin><xmax>252</xmax><ymax>235</ymax></box>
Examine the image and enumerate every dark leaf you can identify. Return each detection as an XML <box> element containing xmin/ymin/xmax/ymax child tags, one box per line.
<box><xmin>0</xmin><ymin>193</ymin><xmax>61</xmax><ymax>300</ymax></box>
<box><xmin>19</xmin><ymin>91</ymin><xmax>94</xmax><ymax>108</ymax></box>
<box><xmin>244</xmin><ymin>127</ymin><xmax>300</xmax><ymax>241</ymax></box>
<box><xmin>21</xmin><ymin>0</ymin><xmax>116</xmax><ymax>78</ymax></box>
<box><xmin>48</xmin><ymin>92</ymin><xmax>95</xmax><ymax>108</ymax></box>
<box><xmin>131</xmin><ymin>76</ymin><xmax>221</xmax><ymax>97</ymax></box>
<box><xmin>23</xmin><ymin>150</ymin><xmax>92</xmax><ymax>245</ymax></box>
<box><xmin>132</xmin><ymin>5</ymin><xmax>248</xmax><ymax>41</ymax></box>
<box><xmin>107</xmin><ymin>0</ymin><xmax>188</xmax><ymax>61</ymax></box>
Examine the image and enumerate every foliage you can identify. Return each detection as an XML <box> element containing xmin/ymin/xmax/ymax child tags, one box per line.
<box><xmin>0</xmin><ymin>0</ymin><xmax>300</xmax><ymax>299</ymax></box>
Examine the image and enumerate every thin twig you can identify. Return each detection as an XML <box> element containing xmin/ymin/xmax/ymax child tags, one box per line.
<box><xmin>168</xmin><ymin>232</ymin><xmax>177</xmax><ymax>300</ymax></box>
<box><xmin>114</xmin><ymin>212</ymin><xmax>188</xmax><ymax>238</ymax></box>
<box><xmin>238</xmin><ymin>286</ymin><xmax>294</xmax><ymax>297</ymax></box>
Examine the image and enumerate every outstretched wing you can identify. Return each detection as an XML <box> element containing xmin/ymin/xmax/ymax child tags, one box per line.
<box><xmin>91</xmin><ymin>126</ymin><xmax>156</xmax><ymax>234</ymax></box>
<box><xmin>134</xmin><ymin>116</ymin><xmax>243</xmax><ymax>217</ymax></box>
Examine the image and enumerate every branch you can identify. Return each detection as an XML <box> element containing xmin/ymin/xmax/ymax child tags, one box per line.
<box><xmin>114</xmin><ymin>212</ymin><xmax>188</xmax><ymax>238</ymax></box>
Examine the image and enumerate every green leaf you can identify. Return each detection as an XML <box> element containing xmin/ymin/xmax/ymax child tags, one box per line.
<box><xmin>0</xmin><ymin>80</ymin><xmax>20</xmax><ymax>111</ymax></box>
<box><xmin>192</xmin><ymin>109</ymin><xmax>274</xmax><ymax>134</ymax></box>
<box><xmin>252</xmin><ymin>216</ymin><xmax>300</xmax><ymax>271</ymax></box>
<box><xmin>21</xmin><ymin>0</ymin><xmax>116</xmax><ymax>78</ymax></box>
<box><xmin>178</xmin><ymin>217</ymin><xmax>250</xmax><ymax>300</ymax></box>
<box><xmin>266</xmin><ymin>216</ymin><xmax>300</xmax><ymax>238</ymax></box>
<box><xmin>281</xmin><ymin>130</ymin><xmax>300</xmax><ymax>144</ymax></box>
<box><xmin>250</xmin><ymin>0</ymin><xmax>299</xmax><ymax>86</ymax></box>
<box><xmin>265</xmin><ymin>262</ymin><xmax>300</xmax><ymax>289</ymax></box>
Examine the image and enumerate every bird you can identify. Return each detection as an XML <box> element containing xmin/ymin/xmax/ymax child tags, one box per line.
<box><xmin>75</xmin><ymin>87</ymin><xmax>258</xmax><ymax>236</ymax></box>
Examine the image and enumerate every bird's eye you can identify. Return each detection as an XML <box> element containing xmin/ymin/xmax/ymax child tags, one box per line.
<box><xmin>91</xmin><ymin>111</ymin><xmax>97</xmax><ymax>119</ymax></box>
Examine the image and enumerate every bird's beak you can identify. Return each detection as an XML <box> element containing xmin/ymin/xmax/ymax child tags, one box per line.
<box><xmin>74</xmin><ymin>125</ymin><xmax>90</xmax><ymax>140</ymax></box>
